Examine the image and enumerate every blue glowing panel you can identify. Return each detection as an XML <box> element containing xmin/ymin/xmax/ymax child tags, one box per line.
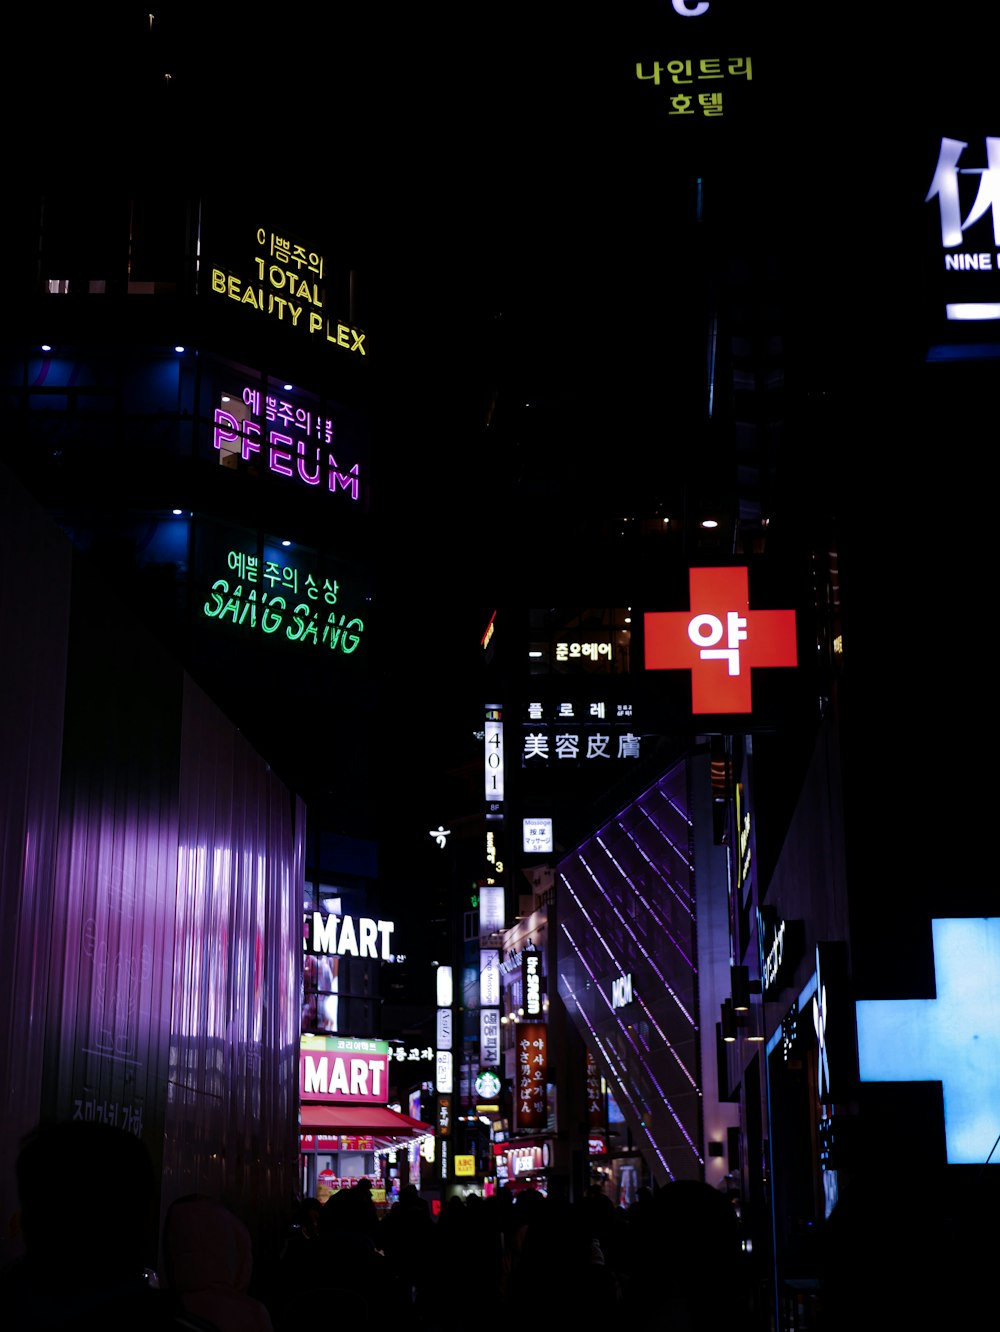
<box><xmin>856</xmin><ymin>918</ymin><xmax>1000</xmax><ymax>1166</ymax></box>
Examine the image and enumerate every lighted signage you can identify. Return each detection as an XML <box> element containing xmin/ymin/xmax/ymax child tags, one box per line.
<box><xmin>523</xmin><ymin>951</ymin><xmax>543</xmax><ymax>1018</ymax></box>
<box><xmin>485</xmin><ymin>707</ymin><xmax>504</xmax><ymax>801</ymax></box>
<box><xmin>479</xmin><ymin>886</ymin><xmax>506</xmax><ymax>936</ymax></box>
<box><xmin>505</xmin><ymin>1141</ymin><xmax>550</xmax><ymax>1176</ymax></box>
<box><xmin>299</xmin><ymin>1035</ymin><xmax>390</xmax><ymax>1103</ymax></box>
<box><xmin>210</xmin><ymin>226</ymin><xmax>367</xmax><ymax>356</ymax></box>
<box><xmin>588</xmin><ymin>1135</ymin><xmax>608</xmax><ymax>1156</ymax></box>
<box><xmin>437</xmin><ymin>1095</ymin><xmax>451</xmax><ymax>1137</ymax></box>
<box><xmin>436</xmin><ymin>966</ymin><xmax>453</xmax><ymax>1007</ymax></box>
<box><xmin>476</xmin><ymin>1069</ymin><xmax>502</xmax><ymax>1099</ymax></box>
<box><xmin>736</xmin><ymin>782</ymin><xmax>753</xmax><ymax>904</ymax></box>
<box><xmin>480</xmin><ymin>949</ymin><xmax>500</xmax><ymax>1008</ymax></box>
<box><xmin>305</xmin><ymin>912</ymin><xmax>395</xmax><ymax>959</ymax></box>
<box><xmin>522</xmin><ymin>699</ymin><xmax>641</xmax><ymax>766</ymax></box>
<box><xmin>554</xmin><ymin>638</ymin><xmax>613</xmax><ymax>665</ymax></box>
<box><xmin>644</xmin><ymin>567</ymin><xmax>797</xmax><ymax>713</ymax></box>
<box><xmin>436</xmin><ymin>1008</ymin><xmax>453</xmax><ymax>1051</ymax></box>
<box><xmin>481</xmin><ymin>611</ymin><xmax>497</xmax><ymax>651</ymax></box>
<box><xmin>515</xmin><ymin>1023</ymin><xmax>548</xmax><ymax>1131</ymax></box>
<box><xmin>436</xmin><ymin>1050</ymin><xmax>453</xmax><ymax>1095</ymax></box>
<box><xmin>213</xmin><ymin>383</ymin><xmax>362</xmax><ymax>501</ymax></box>
<box><xmin>202</xmin><ymin>548</ymin><xmax>365</xmax><ymax>656</ymax></box>
<box><xmin>485</xmin><ymin>829</ymin><xmax>504</xmax><ymax>876</ymax></box>
<box><xmin>856</xmin><ymin>918</ymin><xmax>1000</xmax><ymax>1166</ymax></box>
<box><xmin>587</xmin><ymin>1051</ymin><xmax>605</xmax><ymax>1130</ymax></box>
<box><xmin>523</xmin><ymin>818</ymin><xmax>553</xmax><ymax>854</ymax></box>
<box><xmin>925</xmin><ymin>136</ymin><xmax>999</xmax><ymax>322</ymax></box>
<box><xmin>634</xmin><ymin>49</ymin><xmax>753</xmax><ymax>122</ymax></box>
<box><xmin>611</xmin><ymin>973</ymin><xmax>633</xmax><ymax>1010</ymax></box>
<box><xmin>454</xmin><ymin>1154</ymin><xmax>477</xmax><ymax>1177</ymax></box>
<box><xmin>389</xmin><ymin>1044</ymin><xmax>434</xmax><ymax>1063</ymax></box>
<box><xmin>758</xmin><ymin>909</ymin><xmax>804</xmax><ymax>996</ymax></box>
<box><xmin>480</xmin><ymin>1007</ymin><xmax>500</xmax><ymax>1067</ymax></box>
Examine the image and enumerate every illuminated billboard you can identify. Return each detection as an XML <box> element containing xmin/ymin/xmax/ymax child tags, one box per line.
<box><xmin>645</xmin><ymin>567</ymin><xmax>796</xmax><ymax>713</ymax></box>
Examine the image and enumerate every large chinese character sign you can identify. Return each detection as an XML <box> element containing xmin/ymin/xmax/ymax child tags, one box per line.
<box><xmin>644</xmin><ymin>567</ymin><xmax>797</xmax><ymax>714</ymax></box>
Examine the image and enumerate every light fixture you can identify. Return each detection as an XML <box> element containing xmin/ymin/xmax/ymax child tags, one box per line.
<box><xmin>721</xmin><ymin>998</ymin><xmax>737</xmax><ymax>1042</ymax></box>
<box><xmin>41</xmin><ymin>343</ymin><xmax>52</xmax><ymax>352</ymax></box>
<box><xmin>283</xmin><ymin>382</ymin><xmax>293</xmax><ymax>391</ymax></box>
<box><xmin>701</xmin><ymin>518</ymin><xmax>719</xmax><ymax>530</ymax></box>
<box><xmin>732</xmin><ymin>965</ymin><xmax>751</xmax><ymax>1012</ymax></box>
<box><xmin>281</xmin><ymin>539</ymin><xmax>291</xmax><ymax>548</ymax></box>
<box><xmin>174</xmin><ymin>345</ymin><xmax>185</xmax><ymax>354</ymax></box>
<box><xmin>171</xmin><ymin>508</ymin><xmax>183</xmax><ymax>516</ymax></box>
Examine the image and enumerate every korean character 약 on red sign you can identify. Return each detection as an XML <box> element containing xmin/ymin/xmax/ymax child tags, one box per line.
<box><xmin>667</xmin><ymin>59</ymin><xmax>692</xmax><ymax>84</ymax></box>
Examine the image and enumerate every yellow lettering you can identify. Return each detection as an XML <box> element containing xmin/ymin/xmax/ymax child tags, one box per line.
<box><xmin>227</xmin><ymin>275</ymin><xmax>242</xmax><ymax>300</ymax></box>
<box><xmin>211</xmin><ymin>269</ymin><xmax>226</xmax><ymax>293</ymax></box>
<box><xmin>337</xmin><ymin>324</ymin><xmax>349</xmax><ymax>348</ymax></box>
<box><xmin>241</xmin><ymin>286</ymin><xmax>261</xmax><ymax>309</ymax></box>
<box><xmin>309</xmin><ymin>312</ymin><xmax>322</xmax><ymax>335</ymax></box>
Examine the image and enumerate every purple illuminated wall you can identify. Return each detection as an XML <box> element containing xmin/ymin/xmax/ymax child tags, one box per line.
<box><xmin>556</xmin><ymin>757</ymin><xmax>702</xmax><ymax>1183</ymax></box>
<box><xmin>0</xmin><ymin>467</ymin><xmax>72</xmax><ymax>1268</ymax></box>
<box><xmin>0</xmin><ymin>464</ymin><xmax>303</xmax><ymax>1268</ymax></box>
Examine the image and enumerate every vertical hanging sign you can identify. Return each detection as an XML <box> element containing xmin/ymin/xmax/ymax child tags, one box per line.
<box><xmin>515</xmin><ymin>1023</ymin><xmax>548</xmax><ymax>1131</ymax></box>
<box><xmin>485</xmin><ymin>705</ymin><xmax>504</xmax><ymax>801</ymax></box>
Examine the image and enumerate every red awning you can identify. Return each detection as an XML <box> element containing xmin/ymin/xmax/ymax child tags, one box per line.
<box><xmin>299</xmin><ymin>1102</ymin><xmax>433</xmax><ymax>1145</ymax></box>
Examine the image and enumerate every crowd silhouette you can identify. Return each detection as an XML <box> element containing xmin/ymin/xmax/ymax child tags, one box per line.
<box><xmin>2</xmin><ymin>1119</ymin><xmax>768</xmax><ymax>1332</ymax></box>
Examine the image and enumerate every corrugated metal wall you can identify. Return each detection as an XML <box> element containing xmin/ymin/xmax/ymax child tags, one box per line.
<box><xmin>0</xmin><ymin>465</ymin><xmax>303</xmax><ymax>1271</ymax></box>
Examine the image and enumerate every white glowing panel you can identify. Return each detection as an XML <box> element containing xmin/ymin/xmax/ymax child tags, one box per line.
<box><xmin>436</xmin><ymin>1049</ymin><xmax>453</xmax><ymax>1095</ymax></box>
<box><xmin>436</xmin><ymin>965</ymin><xmax>453</xmax><ymax>1008</ymax></box>
<box><xmin>523</xmin><ymin>817</ymin><xmax>553</xmax><ymax>853</ymax></box>
<box><xmin>856</xmin><ymin>918</ymin><xmax>1000</xmax><ymax>1165</ymax></box>
<box><xmin>436</xmin><ymin>1007</ymin><xmax>453</xmax><ymax>1051</ymax></box>
<box><xmin>484</xmin><ymin>714</ymin><xmax>504</xmax><ymax>801</ymax></box>
<box><xmin>480</xmin><ymin>949</ymin><xmax>500</xmax><ymax>1007</ymax></box>
<box><xmin>480</xmin><ymin>885</ymin><xmax>505</xmax><ymax>935</ymax></box>
<box><xmin>480</xmin><ymin>1007</ymin><xmax>500</xmax><ymax>1067</ymax></box>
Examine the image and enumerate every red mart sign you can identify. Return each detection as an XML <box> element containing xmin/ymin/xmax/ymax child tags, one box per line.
<box><xmin>644</xmin><ymin>567</ymin><xmax>797</xmax><ymax>714</ymax></box>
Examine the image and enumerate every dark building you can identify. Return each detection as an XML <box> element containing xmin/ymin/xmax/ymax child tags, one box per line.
<box><xmin>2</xmin><ymin>6</ymin><xmax>998</xmax><ymax>1329</ymax></box>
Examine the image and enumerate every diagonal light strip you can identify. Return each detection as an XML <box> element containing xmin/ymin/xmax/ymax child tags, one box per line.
<box><xmin>561</xmin><ymin>916</ymin><xmax>701</xmax><ymax>1147</ymax></box>
<box><xmin>566</xmin><ymin>860</ymin><xmax>696</xmax><ymax>1023</ymax></box>
<box><xmin>595</xmin><ymin>834</ymin><xmax>696</xmax><ymax>969</ymax></box>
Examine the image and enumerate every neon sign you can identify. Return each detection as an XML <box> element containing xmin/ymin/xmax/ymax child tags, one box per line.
<box><xmin>305</xmin><ymin>912</ymin><xmax>396</xmax><ymax>960</ymax></box>
<box><xmin>644</xmin><ymin>567</ymin><xmax>797</xmax><ymax>713</ymax></box>
<box><xmin>210</xmin><ymin>227</ymin><xmax>367</xmax><ymax>355</ymax></box>
<box><xmin>925</xmin><ymin>136</ymin><xmax>999</xmax><ymax>321</ymax></box>
<box><xmin>214</xmin><ymin>384</ymin><xmax>361</xmax><ymax>501</ymax></box>
<box><xmin>202</xmin><ymin>549</ymin><xmax>365</xmax><ymax>655</ymax></box>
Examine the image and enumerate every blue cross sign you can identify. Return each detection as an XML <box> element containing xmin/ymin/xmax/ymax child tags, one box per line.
<box><xmin>856</xmin><ymin>918</ymin><xmax>1000</xmax><ymax>1165</ymax></box>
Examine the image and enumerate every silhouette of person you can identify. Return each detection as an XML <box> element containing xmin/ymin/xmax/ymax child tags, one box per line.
<box><xmin>0</xmin><ymin>1118</ymin><xmax>213</xmax><ymax>1330</ymax></box>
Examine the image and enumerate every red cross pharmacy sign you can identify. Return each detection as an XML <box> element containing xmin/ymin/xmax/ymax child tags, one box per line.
<box><xmin>644</xmin><ymin>567</ymin><xmax>797</xmax><ymax>714</ymax></box>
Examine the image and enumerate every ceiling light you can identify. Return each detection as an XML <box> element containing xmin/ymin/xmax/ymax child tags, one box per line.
<box><xmin>702</xmin><ymin>518</ymin><xmax>719</xmax><ymax>530</ymax></box>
